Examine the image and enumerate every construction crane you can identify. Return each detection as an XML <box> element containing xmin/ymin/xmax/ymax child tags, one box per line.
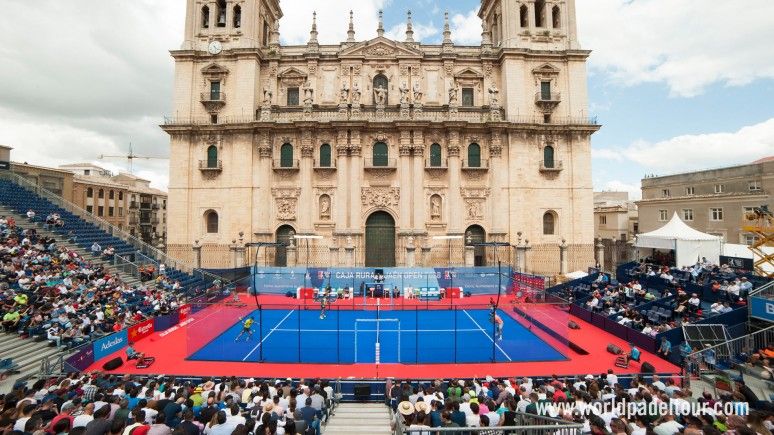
<box><xmin>99</xmin><ymin>143</ymin><xmax>167</xmax><ymax>173</ymax></box>
<box><xmin>742</xmin><ymin>205</ymin><xmax>774</xmax><ymax>278</ymax></box>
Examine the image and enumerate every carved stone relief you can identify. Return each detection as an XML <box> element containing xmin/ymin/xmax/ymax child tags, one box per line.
<box><xmin>361</xmin><ymin>187</ymin><xmax>400</xmax><ymax>208</ymax></box>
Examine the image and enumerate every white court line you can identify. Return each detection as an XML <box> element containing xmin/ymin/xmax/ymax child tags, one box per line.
<box><xmin>241</xmin><ymin>309</ymin><xmax>295</xmax><ymax>361</ymax></box>
<box><xmin>462</xmin><ymin>310</ymin><xmax>512</xmax><ymax>362</ymax></box>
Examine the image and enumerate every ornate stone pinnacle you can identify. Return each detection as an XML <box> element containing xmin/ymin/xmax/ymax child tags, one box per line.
<box><xmin>405</xmin><ymin>10</ymin><xmax>414</xmax><ymax>43</ymax></box>
<box><xmin>443</xmin><ymin>11</ymin><xmax>452</xmax><ymax>45</ymax></box>
<box><xmin>347</xmin><ymin>10</ymin><xmax>355</xmax><ymax>43</ymax></box>
<box><xmin>308</xmin><ymin>11</ymin><xmax>318</xmax><ymax>45</ymax></box>
<box><xmin>377</xmin><ymin>10</ymin><xmax>385</xmax><ymax>37</ymax></box>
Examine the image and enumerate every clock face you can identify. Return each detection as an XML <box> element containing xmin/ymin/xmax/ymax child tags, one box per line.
<box><xmin>208</xmin><ymin>41</ymin><xmax>222</xmax><ymax>55</ymax></box>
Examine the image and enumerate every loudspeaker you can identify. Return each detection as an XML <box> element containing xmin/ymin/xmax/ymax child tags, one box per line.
<box><xmin>606</xmin><ymin>344</ymin><xmax>622</xmax><ymax>355</ymax></box>
<box><xmin>568</xmin><ymin>321</ymin><xmax>580</xmax><ymax>329</ymax></box>
<box><xmin>641</xmin><ymin>362</ymin><xmax>655</xmax><ymax>373</ymax></box>
<box><xmin>353</xmin><ymin>384</ymin><xmax>371</xmax><ymax>402</ymax></box>
<box><xmin>102</xmin><ymin>357</ymin><xmax>123</xmax><ymax>371</ymax></box>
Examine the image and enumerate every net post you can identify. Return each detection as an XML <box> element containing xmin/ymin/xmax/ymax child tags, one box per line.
<box><xmin>336</xmin><ymin>307</ymin><xmax>340</xmax><ymax>363</ymax></box>
<box><xmin>297</xmin><ymin>306</ymin><xmax>302</xmax><ymax>363</ymax></box>
<box><xmin>415</xmin><ymin>306</ymin><xmax>419</xmax><ymax>364</ymax></box>
<box><xmin>454</xmin><ymin>305</ymin><xmax>457</xmax><ymax>364</ymax></box>
<box><xmin>259</xmin><ymin>305</ymin><xmax>264</xmax><ymax>362</ymax></box>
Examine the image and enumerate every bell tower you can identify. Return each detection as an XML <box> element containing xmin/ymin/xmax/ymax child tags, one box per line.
<box><xmin>479</xmin><ymin>0</ymin><xmax>579</xmax><ymax>50</ymax></box>
<box><xmin>180</xmin><ymin>0</ymin><xmax>282</xmax><ymax>51</ymax></box>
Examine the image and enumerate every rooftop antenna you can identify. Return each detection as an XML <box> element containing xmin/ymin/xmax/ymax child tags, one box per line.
<box><xmin>99</xmin><ymin>143</ymin><xmax>167</xmax><ymax>174</ymax></box>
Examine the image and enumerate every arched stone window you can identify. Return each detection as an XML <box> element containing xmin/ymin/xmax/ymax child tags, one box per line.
<box><xmin>535</xmin><ymin>0</ymin><xmax>546</xmax><ymax>27</ymax></box>
<box><xmin>520</xmin><ymin>5</ymin><xmax>529</xmax><ymax>28</ymax></box>
<box><xmin>373</xmin><ymin>74</ymin><xmax>389</xmax><ymax>102</ymax></box>
<box><xmin>216</xmin><ymin>0</ymin><xmax>227</xmax><ymax>27</ymax></box>
<box><xmin>202</xmin><ymin>6</ymin><xmax>210</xmax><ymax>29</ymax></box>
<box><xmin>86</xmin><ymin>187</ymin><xmax>93</xmax><ymax>198</ymax></box>
<box><xmin>543</xmin><ymin>211</ymin><xmax>556</xmax><ymax>235</ymax></box>
<box><xmin>543</xmin><ymin>145</ymin><xmax>555</xmax><ymax>169</ymax></box>
<box><xmin>205</xmin><ymin>210</ymin><xmax>219</xmax><ymax>233</ymax></box>
<box><xmin>552</xmin><ymin>6</ymin><xmax>561</xmax><ymax>29</ymax></box>
<box><xmin>98</xmin><ymin>189</ymin><xmax>104</xmax><ymax>199</ymax></box>
<box><xmin>206</xmin><ymin>145</ymin><xmax>218</xmax><ymax>168</ymax></box>
<box><xmin>467</xmin><ymin>143</ymin><xmax>481</xmax><ymax>168</ymax></box>
<box><xmin>319</xmin><ymin>144</ymin><xmax>332</xmax><ymax>167</ymax></box>
<box><xmin>429</xmin><ymin>143</ymin><xmax>442</xmax><ymax>167</ymax></box>
<box><xmin>280</xmin><ymin>143</ymin><xmax>294</xmax><ymax>168</ymax></box>
<box><xmin>373</xmin><ymin>142</ymin><xmax>388</xmax><ymax>167</ymax></box>
<box><xmin>233</xmin><ymin>5</ymin><xmax>242</xmax><ymax>28</ymax></box>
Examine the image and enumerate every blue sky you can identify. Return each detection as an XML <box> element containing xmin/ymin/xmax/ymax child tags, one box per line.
<box><xmin>0</xmin><ymin>0</ymin><xmax>772</xmax><ymax>194</ymax></box>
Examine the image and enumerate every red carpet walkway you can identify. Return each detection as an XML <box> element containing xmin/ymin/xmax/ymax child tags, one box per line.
<box><xmin>86</xmin><ymin>295</ymin><xmax>680</xmax><ymax>379</ymax></box>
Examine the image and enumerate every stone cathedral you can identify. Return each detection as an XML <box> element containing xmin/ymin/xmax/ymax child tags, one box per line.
<box><xmin>163</xmin><ymin>0</ymin><xmax>600</xmax><ymax>274</ymax></box>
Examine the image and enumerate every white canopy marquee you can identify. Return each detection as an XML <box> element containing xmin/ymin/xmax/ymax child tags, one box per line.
<box><xmin>635</xmin><ymin>212</ymin><xmax>722</xmax><ymax>267</ymax></box>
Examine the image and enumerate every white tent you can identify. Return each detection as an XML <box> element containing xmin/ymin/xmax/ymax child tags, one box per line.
<box><xmin>635</xmin><ymin>212</ymin><xmax>722</xmax><ymax>267</ymax></box>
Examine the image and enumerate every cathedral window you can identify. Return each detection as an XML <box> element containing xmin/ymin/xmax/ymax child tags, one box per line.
<box><xmin>543</xmin><ymin>145</ymin><xmax>555</xmax><ymax>169</ymax></box>
<box><xmin>552</xmin><ymin>6</ymin><xmax>561</xmax><ymax>29</ymax></box>
<box><xmin>520</xmin><ymin>5</ymin><xmax>528</xmax><ymax>28</ymax></box>
<box><xmin>429</xmin><ymin>143</ymin><xmax>442</xmax><ymax>167</ymax></box>
<box><xmin>210</xmin><ymin>81</ymin><xmax>221</xmax><ymax>101</ymax></box>
<box><xmin>535</xmin><ymin>0</ymin><xmax>546</xmax><ymax>27</ymax></box>
<box><xmin>262</xmin><ymin>21</ymin><xmax>269</xmax><ymax>47</ymax></box>
<box><xmin>467</xmin><ymin>143</ymin><xmax>481</xmax><ymax>168</ymax></box>
<box><xmin>233</xmin><ymin>5</ymin><xmax>242</xmax><ymax>28</ymax></box>
<box><xmin>543</xmin><ymin>211</ymin><xmax>556</xmax><ymax>235</ymax></box>
<box><xmin>216</xmin><ymin>0</ymin><xmax>227</xmax><ymax>27</ymax></box>
<box><xmin>319</xmin><ymin>144</ymin><xmax>332</xmax><ymax>167</ymax></box>
<box><xmin>280</xmin><ymin>144</ymin><xmax>294</xmax><ymax>168</ymax></box>
<box><xmin>205</xmin><ymin>210</ymin><xmax>219</xmax><ymax>233</ymax></box>
<box><xmin>206</xmin><ymin>145</ymin><xmax>218</xmax><ymax>168</ymax></box>
<box><xmin>202</xmin><ymin>6</ymin><xmax>210</xmax><ymax>29</ymax></box>
<box><xmin>540</xmin><ymin>81</ymin><xmax>551</xmax><ymax>100</ymax></box>
<box><xmin>87</xmin><ymin>188</ymin><xmax>93</xmax><ymax>198</ymax></box>
<box><xmin>373</xmin><ymin>74</ymin><xmax>389</xmax><ymax>102</ymax></box>
<box><xmin>372</xmin><ymin>142</ymin><xmax>389</xmax><ymax>167</ymax></box>
<box><xmin>287</xmin><ymin>87</ymin><xmax>299</xmax><ymax>106</ymax></box>
<box><xmin>461</xmin><ymin>88</ymin><xmax>474</xmax><ymax>107</ymax></box>
<box><xmin>98</xmin><ymin>189</ymin><xmax>104</xmax><ymax>199</ymax></box>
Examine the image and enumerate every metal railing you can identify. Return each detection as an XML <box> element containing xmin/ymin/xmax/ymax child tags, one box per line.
<box><xmin>365</xmin><ymin>158</ymin><xmax>398</xmax><ymax>169</ymax></box>
<box><xmin>425</xmin><ymin>158</ymin><xmax>449</xmax><ymax>169</ymax></box>
<box><xmin>395</xmin><ymin>411</ymin><xmax>583</xmax><ymax>435</ymax></box>
<box><xmin>540</xmin><ymin>160</ymin><xmax>563</xmax><ymax>171</ymax></box>
<box><xmin>749</xmin><ymin>280</ymin><xmax>774</xmax><ymax>298</ymax></box>
<box><xmin>535</xmin><ymin>91</ymin><xmax>562</xmax><ymax>102</ymax></box>
<box><xmin>200</xmin><ymin>92</ymin><xmax>226</xmax><ymax>102</ymax></box>
<box><xmin>272</xmin><ymin>159</ymin><xmax>300</xmax><ymax>169</ymax></box>
<box><xmin>0</xmin><ymin>171</ymin><xmax>224</xmax><ymax>283</ymax></box>
<box><xmin>684</xmin><ymin>325</ymin><xmax>774</xmax><ymax>384</ymax></box>
<box><xmin>462</xmin><ymin>159</ymin><xmax>490</xmax><ymax>170</ymax></box>
<box><xmin>313</xmin><ymin>159</ymin><xmax>337</xmax><ymax>169</ymax></box>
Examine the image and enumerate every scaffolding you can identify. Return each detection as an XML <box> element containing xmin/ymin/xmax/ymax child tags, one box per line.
<box><xmin>743</xmin><ymin>206</ymin><xmax>774</xmax><ymax>278</ymax></box>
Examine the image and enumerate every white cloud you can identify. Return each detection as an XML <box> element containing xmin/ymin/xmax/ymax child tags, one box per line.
<box><xmin>600</xmin><ymin>180</ymin><xmax>642</xmax><ymax>201</ymax></box>
<box><xmin>450</xmin><ymin>9</ymin><xmax>482</xmax><ymax>45</ymax></box>
<box><xmin>577</xmin><ymin>0</ymin><xmax>774</xmax><ymax>96</ymax></box>
<box><xmin>385</xmin><ymin>21</ymin><xmax>440</xmax><ymax>42</ymax></box>
<box><xmin>592</xmin><ymin>117</ymin><xmax>774</xmax><ymax>174</ymax></box>
<box><xmin>279</xmin><ymin>1</ymin><xmax>386</xmax><ymax>45</ymax></box>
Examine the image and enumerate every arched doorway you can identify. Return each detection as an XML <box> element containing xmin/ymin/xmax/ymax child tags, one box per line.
<box><xmin>275</xmin><ymin>225</ymin><xmax>295</xmax><ymax>267</ymax></box>
<box><xmin>465</xmin><ymin>225</ymin><xmax>486</xmax><ymax>266</ymax></box>
<box><xmin>365</xmin><ymin>211</ymin><xmax>396</xmax><ymax>267</ymax></box>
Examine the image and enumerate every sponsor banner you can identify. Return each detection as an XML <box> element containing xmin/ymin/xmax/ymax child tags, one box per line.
<box><xmin>750</xmin><ymin>296</ymin><xmax>774</xmax><ymax>323</ymax></box>
<box><xmin>128</xmin><ymin>319</ymin><xmax>154</xmax><ymax>343</ymax></box>
<box><xmin>512</xmin><ymin>272</ymin><xmax>545</xmax><ymax>291</ymax></box>
<box><xmin>178</xmin><ymin>304</ymin><xmax>192</xmax><ymax>321</ymax></box>
<box><xmin>64</xmin><ymin>346</ymin><xmax>94</xmax><ymax>372</ymax></box>
<box><xmin>153</xmin><ymin>311</ymin><xmax>180</xmax><ymax>332</ymax></box>
<box><xmin>93</xmin><ymin>329</ymin><xmax>128</xmax><ymax>361</ymax></box>
<box><xmin>720</xmin><ymin>255</ymin><xmax>754</xmax><ymax>272</ymax></box>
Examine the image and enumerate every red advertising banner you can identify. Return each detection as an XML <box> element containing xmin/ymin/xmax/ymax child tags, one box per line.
<box><xmin>128</xmin><ymin>319</ymin><xmax>154</xmax><ymax>343</ymax></box>
<box><xmin>178</xmin><ymin>304</ymin><xmax>192</xmax><ymax>321</ymax></box>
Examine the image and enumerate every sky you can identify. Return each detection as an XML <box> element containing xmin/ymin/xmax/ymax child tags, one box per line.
<box><xmin>0</xmin><ymin>0</ymin><xmax>772</xmax><ymax>198</ymax></box>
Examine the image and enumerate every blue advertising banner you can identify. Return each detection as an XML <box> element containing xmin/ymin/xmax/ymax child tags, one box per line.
<box><xmin>93</xmin><ymin>330</ymin><xmax>128</xmax><ymax>361</ymax></box>
<box><xmin>64</xmin><ymin>346</ymin><xmax>94</xmax><ymax>372</ymax></box>
<box><xmin>750</xmin><ymin>296</ymin><xmax>774</xmax><ymax>323</ymax></box>
<box><xmin>153</xmin><ymin>311</ymin><xmax>181</xmax><ymax>331</ymax></box>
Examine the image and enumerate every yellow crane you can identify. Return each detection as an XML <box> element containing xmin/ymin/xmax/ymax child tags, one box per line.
<box><xmin>743</xmin><ymin>205</ymin><xmax>774</xmax><ymax>278</ymax></box>
<box><xmin>99</xmin><ymin>143</ymin><xmax>167</xmax><ymax>174</ymax></box>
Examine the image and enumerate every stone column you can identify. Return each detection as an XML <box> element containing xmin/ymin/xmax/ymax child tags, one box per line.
<box><xmin>257</xmin><ymin>134</ymin><xmax>273</xmax><ymax>248</ymax></box>
<box><xmin>595</xmin><ymin>238</ymin><xmax>605</xmax><ymax>270</ymax></box>
<box><xmin>329</xmin><ymin>237</ymin><xmax>339</xmax><ymax>267</ymax></box>
<box><xmin>406</xmin><ymin>242</ymin><xmax>416</xmax><ymax>268</ymax></box>
<box><xmin>412</xmin><ymin>131</ymin><xmax>425</xmax><ymax>229</ymax></box>
<box><xmin>515</xmin><ymin>235</ymin><xmax>530</xmax><ymax>273</ymax></box>
<box><xmin>193</xmin><ymin>240</ymin><xmax>202</xmax><ymax>269</ymax></box>
<box><xmin>464</xmin><ymin>234</ymin><xmax>475</xmax><ymax>267</ymax></box>
<box><xmin>559</xmin><ymin>239</ymin><xmax>568</xmax><ymax>275</ymax></box>
<box><xmin>447</xmin><ymin>130</ymin><xmax>463</xmax><ymax>233</ymax></box>
<box><xmin>611</xmin><ymin>237</ymin><xmax>618</xmax><ymax>270</ymax></box>
<box><xmin>287</xmin><ymin>238</ymin><xmax>297</xmax><ymax>267</ymax></box>
<box><xmin>349</xmin><ymin>131</ymin><xmax>363</xmax><ymax>233</ymax></box>
<box><xmin>335</xmin><ymin>131</ymin><xmax>349</xmax><ymax>229</ymax></box>
<box><xmin>421</xmin><ymin>240</ymin><xmax>432</xmax><ymax>267</ymax></box>
<box><xmin>300</xmin><ymin>131</ymin><xmax>314</xmax><ymax>232</ymax></box>
<box><xmin>489</xmin><ymin>130</ymin><xmax>506</xmax><ymax>235</ymax></box>
<box><xmin>345</xmin><ymin>241</ymin><xmax>355</xmax><ymax>267</ymax></box>
<box><xmin>627</xmin><ymin>240</ymin><xmax>637</xmax><ymax>263</ymax></box>
<box><xmin>398</xmin><ymin>130</ymin><xmax>412</xmax><ymax>228</ymax></box>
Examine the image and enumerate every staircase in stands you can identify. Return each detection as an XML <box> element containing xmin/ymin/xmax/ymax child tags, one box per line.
<box><xmin>323</xmin><ymin>403</ymin><xmax>392</xmax><ymax>435</ymax></box>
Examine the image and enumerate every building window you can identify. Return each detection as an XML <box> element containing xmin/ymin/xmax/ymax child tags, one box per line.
<box><xmin>86</xmin><ymin>205</ymin><xmax>93</xmax><ymax>214</ymax></box>
<box><xmin>540</xmin><ymin>81</ymin><xmax>551</xmax><ymax>100</ymax></box>
<box><xmin>108</xmin><ymin>207</ymin><xmax>114</xmax><ymax>217</ymax></box>
<box><xmin>207</xmin><ymin>145</ymin><xmax>219</xmax><ymax>168</ymax></box>
<box><xmin>84</xmin><ymin>169</ymin><xmax>91</xmax><ymax>175</ymax></box>
<box><xmin>659</xmin><ymin>210</ymin><xmax>668</xmax><ymax>221</ymax></box>
<box><xmin>749</xmin><ymin>180</ymin><xmax>761</xmax><ymax>191</ymax></box>
<box><xmin>467</xmin><ymin>143</ymin><xmax>481</xmax><ymax>168</ymax></box>
<box><xmin>202</xmin><ymin>6</ymin><xmax>210</xmax><ymax>29</ymax></box>
<box><xmin>373</xmin><ymin>74</ymin><xmax>388</xmax><ymax>101</ymax></box>
<box><xmin>461</xmin><ymin>88</ymin><xmax>474</xmax><ymax>107</ymax></box>
<box><xmin>119</xmin><ymin>207</ymin><xmax>124</xmax><ymax>217</ymax></box>
<box><xmin>685</xmin><ymin>186</ymin><xmax>694</xmax><ymax>196</ymax></box>
<box><xmin>683</xmin><ymin>209</ymin><xmax>694</xmax><ymax>221</ymax></box>
<box><xmin>429</xmin><ymin>143</ymin><xmax>442</xmax><ymax>167</ymax></box>
<box><xmin>710</xmin><ymin>208</ymin><xmax>723</xmax><ymax>221</ymax></box>
<box><xmin>280</xmin><ymin>143</ymin><xmax>294</xmax><ymax>168</ymax></box>
<box><xmin>543</xmin><ymin>211</ymin><xmax>556</xmax><ymax>235</ymax></box>
<box><xmin>520</xmin><ymin>4</ymin><xmax>528</xmax><ymax>28</ymax></box>
<box><xmin>372</xmin><ymin>142</ymin><xmax>389</xmax><ymax>167</ymax></box>
<box><xmin>86</xmin><ymin>187</ymin><xmax>93</xmax><ymax>198</ymax></box>
<box><xmin>233</xmin><ymin>5</ymin><xmax>241</xmax><ymax>28</ymax></box>
<box><xmin>744</xmin><ymin>234</ymin><xmax>758</xmax><ymax>245</ymax></box>
<box><xmin>210</xmin><ymin>81</ymin><xmax>221</xmax><ymax>101</ymax></box>
<box><xmin>535</xmin><ymin>0</ymin><xmax>546</xmax><ymax>27</ymax></box>
<box><xmin>543</xmin><ymin>145</ymin><xmax>555</xmax><ymax>169</ymax></box>
<box><xmin>109</xmin><ymin>190</ymin><xmax>114</xmax><ymax>200</ymax></box>
<box><xmin>205</xmin><ymin>210</ymin><xmax>219</xmax><ymax>233</ymax></box>
<box><xmin>286</xmin><ymin>87</ymin><xmax>299</xmax><ymax>106</ymax></box>
<box><xmin>98</xmin><ymin>206</ymin><xmax>104</xmax><ymax>217</ymax></box>
<box><xmin>661</xmin><ymin>189</ymin><xmax>670</xmax><ymax>198</ymax></box>
<box><xmin>262</xmin><ymin>21</ymin><xmax>269</xmax><ymax>47</ymax></box>
<box><xmin>599</xmin><ymin>215</ymin><xmax>607</xmax><ymax>225</ymax></box>
<box><xmin>319</xmin><ymin>144</ymin><xmax>332</xmax><ymax>167</ymax></box>
<box><xmin>743</xmin><ymin>206</ymin><xmax>756</xmax><ymax>218</ymax></box>
<box><xmin>552</xmin><ymin>5</ymin><xmax>561</xmax><ymax>28</ymax></box>
<box><xmin>118</xmin><ymin>191</ymin><xmax>123</xmax><ymax>201</ymax></box>
<box><xmin>216</xmin><ymin>0</ymin><xmax>226</xmax><ymax>27</ymax></box>
<box><xmin>714</xmin><ymin>184</ymin><xmax>724</xmax><ymax>194</ymax></box>
<box><xmin>98</xmin><ymin>189</ymin><xmax>104</xmax><ymax>199</ymax></box>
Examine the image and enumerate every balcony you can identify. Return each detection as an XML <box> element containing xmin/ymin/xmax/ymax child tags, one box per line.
<box><xmin>539</xmin><ymin>160</ymin><xmax>563</xmax><ymax>172</ymax></box>
<box><xmin>364</xmin><ymin>158</ymin><xmax>398</xmax><ymax>172</ymax></box>
<box><xmin>424</xmin><ymin>158</ymin><xmax>448</xmax><ymax>170</ymax></box>
<box><xmin>151</xmin><ymin>203</ymin><xmax>160</xmax><ymax>210</ymax></box>
<box><xmin>151</xmin><ymin>218</ymin><xmax>160</xmax><ymax>225</ymax></box>
<box><xmin>313</xmin><ymin>159</ymin><xmax>337</xmax><ymax>171</ymax></box>
<box><xmin>129</xmin><ymin>201</ymin><xmax>138</xmax><ymax>209</ymax></box>
<box><xmin>535</xmin><ymin>91</ymin><xmax>561</xmax><ymax>112</ymax></box>
<box><xmin>200</xmin><ymin>92</ymin><xmax>226</xmax><ymax>112</ymax></box>
<box><xmin>199</xmin><ymin>159</ymin><xmax>223</xmax><ymax>172</ymax></box>
<box><xmin>272</xmin><ymin>159</ymin><xmax>300</xmax><ymax>171</ymax></box>
<box><xmin>140</xmin><ymin>202</ymin><xmax>152</xmax><ymax>210</ymax></box>
<box><xmin>461</xmin><ymin>159</ymin><xmax>489</xmax><ymax>171</ymax></box>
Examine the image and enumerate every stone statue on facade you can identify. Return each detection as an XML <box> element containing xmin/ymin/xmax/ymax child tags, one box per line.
<box><xmin>302</xmin><ymin>81</ymin><xmax>314</xmax><ymax>105</ymax></box>
<box><xmin>351</xmin><ymin>81</ymin><xmax>361</xmax><ymax>105</ymax></box>
<box><xmin>488</xmin><ymin>84</ymin><xmax>500</xmax><ymax>107</ymax></box>
<box><xmin>340</xmin><ymin>81</ymin><xmax>350</xmax><ymax>104</ymax></box>
<box><xmin>431</xmin><ymin>196</ymin><xmax>441</xmax><ymax>219</ymax></box>
<box><xmin>374</xmin><ymin>85</ymin><xmax>387</xmax><ymax>106</ymax></box>
<box><xmin>412</xmin><ymin>82</ymin><xmax>423</xmax><ymax>104</ymax></box>
<box><xmin>448</xmin><ymin>84</ymin><xmax>459</xmax><ymax>105</ymax></box>
<box><xmin>319</xmin><ymin>195</ymin><xmax>330</xmax><ymax>219</ymax></box>
<box><xmin>399</xmin><ymin>82</ymin><xmax>410</xmax><ymax>105</ymax></box>
<box><xmin>262</xmin><ymin>86</ymin><xmax>272</xmax><ymax>105</ymax></box>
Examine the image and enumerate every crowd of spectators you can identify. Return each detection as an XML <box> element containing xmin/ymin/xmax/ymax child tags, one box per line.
<box><xmin>0</xmin><ymin>216</ymin><xmax>187</xmax><ymax>352</ymax></box>
<box><xmin>0</xmin><ymin>375</ymin><xmax>337</xmax><ymax>435</ymax></box>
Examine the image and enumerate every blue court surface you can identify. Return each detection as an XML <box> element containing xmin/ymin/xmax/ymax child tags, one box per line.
<box><xmin>187</xmin><ymin>308</ymin><xmax>567</xmax><ymax>364</ymax></box>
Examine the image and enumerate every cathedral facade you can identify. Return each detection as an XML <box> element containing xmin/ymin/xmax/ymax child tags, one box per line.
<box><xmin>163</xmin><ymin>0</ymin><xmax>599</xmax><ymax>274</ymax></box>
